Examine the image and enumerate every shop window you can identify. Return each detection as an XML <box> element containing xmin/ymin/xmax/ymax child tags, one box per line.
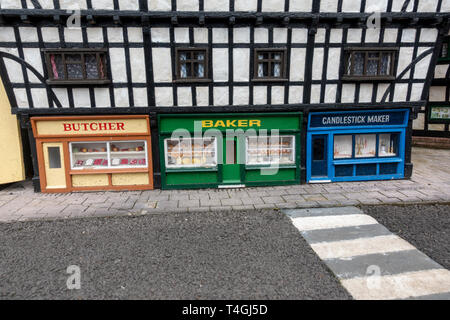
<box><xmin>380</xmin><ymin>163</ymin><xmax>398</xmax><ymax>175</ymax></box>
<box><xmin>175</xmin><ymin>48</ymin><xmax>209</xmax><ymax>81</ymax></box>
<box><xmin>253</xmin><ymin>49</ymin><xmax>287</xmax><ymax>80</ymax></box>
<box><xmin>165</xmin><ymin>137</ymin><xmax>217</xmax><ymax>168</ymax></box>
<box><xmin>334</xmin><ymin>135</ymin><xmax>353</xmax><ymax>159</ymax></box>
<box><xmin>354</xmin><ymin>134</ymin><xmax>376</xmax><ymax>158</ymax></box>
<box><xmin>378</xmin><ymin>133</ymin><xmax>398</xmax><ymax>157</ymax></box>
<box><xmin>44</xmin><ymin>49</ymin><xmax>109</xmax><ymax>84</ymax></box>
<box><xmin>48</xmin><ymin>147</ymin><xmax>62</xmax><ymax>169</ymax></box>
<box><xmin>356</xmin><ymin>164</ymin><xmax>377</xmax><ymax>176</ymax></box>
<box><xmin>343</xmin><ymin>48</ymin><xmax>397</xmax><ymax>80</ymax></box>
<box><xmin>70</xmin><ymin>141</ymin><xmax>147</xmax><ymax>170</ymax></box>
<box><xmin>246</xmin><ymin>135</ymin><xmax>295</xmax><ymax>165</ymax></box>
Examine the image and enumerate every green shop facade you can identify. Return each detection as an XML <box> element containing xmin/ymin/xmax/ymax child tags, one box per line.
<box><xmin>158</xmin><ymin>113</ymin><xmax>303</xmax><ymax>189</ymax></box>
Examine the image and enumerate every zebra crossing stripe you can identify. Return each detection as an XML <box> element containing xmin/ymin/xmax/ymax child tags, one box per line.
<box><xmin>283</xmin><ymin>207</ymin><xmax>450</xmax><ymax>300</ymax></box>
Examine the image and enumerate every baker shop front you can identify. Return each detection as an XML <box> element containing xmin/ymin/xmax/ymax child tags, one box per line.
<box><xmin>31</xmin><ymin>115</ymin><xmax>153</xmax><ymax>193</ymax></box>
<box><xmin>306</xmin><ymin>109</ymin><xmax>409</xmax><ymax>183</ymax></box>
<box><xmin>158</xmin><ymin>113</ymin><xmax>302</xmax><ymax>189</ymax></box>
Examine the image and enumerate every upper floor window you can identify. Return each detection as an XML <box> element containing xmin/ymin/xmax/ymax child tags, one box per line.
<box><xmin>253</xmin><ymin>49</ymin><xmax>287</xmax><ymax>80</ymax></box>
<box><xmin>438</xmin><ymin>37</ymin><xmax>450</xmax><ymax>62</ymax></box>
<box><xmin>175</xmin><ymin>48</ymin><xmax>209</xmax><ymax>81</ymax></box>
<box><xmin>43</xmin><ymin>49</ymin><xmax>109</xmax><ymax>85</ymax></box>
<box><xmin>343</xmin><ymin>48</ymin><xmax>397</xmax><ymax>80</ymax></box>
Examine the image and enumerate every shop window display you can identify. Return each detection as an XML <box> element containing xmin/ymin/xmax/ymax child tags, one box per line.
<box><xmin>333</xmin><ymin>135</ymin><xmax>352</xmax><ymax>159</ymax></box>
<box><xmin>71</xmin><ymin>141</ymin><xmax>147</xmax><ymax>170</ymax></box>
<box><xmin>246</xmin><ymin>136</ymin><xmax>295</xmax><ymax>165</ymax></box>
<box><xmin>354</xmin><ymin>134</ymin><xmax>376</xmax><ymax>158</ymax></box>
<box><xmin>378</xmin><ymin>133</ymin><xmax>398</xmax><ymax>157</ymax></box>
<box><xmin>165</xmin><ymin>138</ymin><xmax>217</xmax><ymax>168</ymax></box>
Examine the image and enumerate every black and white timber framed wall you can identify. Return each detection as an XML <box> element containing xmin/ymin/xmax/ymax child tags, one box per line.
<box><xmin>0</xmin><ymin>0</ymin><xmax>449</xmax><ymax>189</ymax></box>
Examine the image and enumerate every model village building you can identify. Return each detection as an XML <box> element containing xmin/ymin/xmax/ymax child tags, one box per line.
<box><xmin>0</xmin><ymin>0</ymin><xmax>448</xmax><ymax>192</ymax></box>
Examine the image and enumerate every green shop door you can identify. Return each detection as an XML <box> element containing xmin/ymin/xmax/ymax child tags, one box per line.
<box><xmin>221</xmin><ymin>136</ymin><xmax>242</xmax><ymax>184</ymax></box>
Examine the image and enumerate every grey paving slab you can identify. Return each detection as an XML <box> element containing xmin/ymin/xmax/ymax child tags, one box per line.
<box><xmin>299</xmin><ymin>223</ymin><xmax>393</xmax><ymax>244</ymax></box>
<box><xmin>283</xmin><ymin>206</ymin><xmax>363</xmax><ymax>218</ymax></box>
<box><xmin>324</xmin><ymin>250</ymin><xmax>445</xmax><ymax>279</ymax></box>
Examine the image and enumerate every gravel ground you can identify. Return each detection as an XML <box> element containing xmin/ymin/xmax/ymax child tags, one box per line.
<box><xmin>361</xmin><ymin>204</ymin><xmax>450</xmax><ymax>269</ymax></box>
<box><xmin>0</xmin><ymin>209</ymin><xmax>351</xmax><ymax>300</ymax></box>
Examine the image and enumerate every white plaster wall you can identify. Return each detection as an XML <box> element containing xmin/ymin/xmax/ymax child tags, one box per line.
<box><xmin>262</xmin><ymin>0</ymin><xmax>284</xmax><ymax>12</ymax></box>
<box><xmin>434</xmin><ymin>65</ymin><xmax>449</xmax><ymax>79</ymax></box>
<box><xmin>194</xmin><ymin>28</ymin><xmax>208</xmax><ymax>43</ymax></box>
<box><xmin>341</xmin><ymin>84</ymin><xmax>355</xmax><ymax>103</ymax></box>
<box><xmin>290</xmin><ymin>0</ymin><xmax>312</xmax><ymax>12</ymax></box>
<box><xmin>441</xmin><ymin>0</ymin><xmax>450</xmax><ymax>12</ymax></box>
<box><xmin>401</xmin><ymin>29</ymin><xmax>416</xmax><ymax>43</ymax></box>
<box><xmin>233</xmin><ymin>49</ymin><xmax>249</xmax><ymax>81</ymax></box>
<box><xmin>0</xmin><ymin>27</ymin><xmax>14</xmax><ymax>42</ymax></box>
<box><xmin>213</xmin><ymin>48</ymin><xmax>228</xmax><ymax>81</ymax></box>
<box><xmin>428</xmin><ymin>123</ymin><xmax>446</xmax><ymax>131</ymax></box>
<box><xmin>391</xmin><ymin>0</ymin><xmax>413</xmax><ymax>11</ymax></box>
<box><xmin>324</xmin><ymin>84</ymin><xmax>337</xmax><ymax>103</ymax></box>
<box><xmin>330</xmin><ymin>29</ymin><xmax>343</xmax><ymax>43</ymax></box>
<box><xmin>213</xmin><ymin>28</ymin><xmax>228</xmax><ymax>43</ymax></box>
<box><xmin>292</xmin><ymin>28</ymin><xmax>308</xmax><ymax>43</ymax></box>
<box><xmin>130</xmin><ymin>48</ymin><xmax>146</xmax><ymax>82</ymax></box>
<box><xmin>310</xmin><ymin>85</ymin><xmax>321</xmax><ymax>104</ymax></box>
<box><xmin>418</xmin><ymin>0</ymin><xmax>438</xmax><ymax>12</ymax></box>
<box><xmin>327</xmin><ymin>48</ymin><xmax>341</xmax><ymax>80</ymax></box>
<box><xmin>175</xmin><ymin>28</ymin><xmax>190</xmax><ymax>43</ymax></box>
<box><xmin>233</xmin><ymin>87</ymin><xmax>249</xmax><ymax>105</ymax></box>
<box><xmin>347</xmin><ymin>29</ymin><xmax>362</xmax><ymax>43</ymax></box>
<box><xmin>177</xmin><ymin>0</ymin><xmax>198</xmax><ymax>11</ymax></box>
<box><xmin>177</xmin><ymin>87</ymin><xmax>192</xmax><ymax>106</ymax></box>
<box><xmin>151</xmin><ymin>28</ymin><xmax>170</xmax><ymax>43</ymax></box>
<box><xmin>213</xmin><ymin>87</ymin><xmax>229</xmax><ymax>106</ymax></box>
<box><xmin>315</xmin><ymin>29</ymin><xmax>326</xmax><ymax>43</ymax></box>
<box><xmin>383</xmin><ymin>29</ymin><xmax>398</xmax><ymax>43</ymax></box>
<box><xmin>114</xmin><ymin>88</ymin><xmax>129</xmax><ymax>107</ymax></box>
<box><xmin>53</xmin><ymin>88</ymin><xmax>70</xmax><ymax>108</ymax></box>
<box><xmin>73</xmin><ymin>88</ymin><xmax>90</xmax><ymax>108</ymax></box>
<box><xmin>128</xmin><ymin>27</ymin><xmax>143</xmax><ymax>42</ymax></box>
<box><xmin>108</xmin><ymin>27</ymin><xmax>124</xmax><ymax>42</ymax></box>
<box><xmin>397</xmin><ymin>47</ymin><xmax>414</xmax><ymax>78</ymax></box>
<box><xmin>64</xmin><ymin>28</ymin><xmax>83</xmax><ymax>42</ymax></box>
<box><xmin>119</xmin><ymin>0</ymin><xmax>139</xmax><ymax>10</ymax></box>
<box><xmin>60</xmin><ymin>0</ymin><xmax>87</xmax><ymax>9</ymax></box>
<box><xmin>320</xmin><ymin>0</ymin><xmax>338</xmax><ymax>12</ymax></box>
<box><xmin>255</xmin><ymin>28</ymin><xmax>269</xmax><ymax>43</ymax></box>
<box><xmin>133</xmin><ymin>88</ymin><xmax>148</xmax><ymax>107</ymax></box>
<box><xmin>92</xmin><ymin>0</ymin><xmax>114</xmax><ymax>9</ymax></box>
<box><xmin>393</xmin><ymin>84</ymin><xmax>408</xmax><ymax>102</ymax></box>
<box><xmin>87</xmin><ymin>28</ymin><xmax>104</xmax><ymax>42</ymax></box>
<box><xmin>271</xmin><ymin>86</ymin><xmax>284</xmax><ymax>105</ymax></box>
<box><xmin>312</xmin><ymin>48</ymin><xmax>324</xmax><ymax>80</ymax></box>
<box><xmin>94</xmin><ymin>88</ymin><xmax>111</xmax><ymax>108</ymax></box>
<box><xmin>414</xmin><ymin>47</ymin><xmax>432</xmax><ymax>79</ymax></box>
<box><xmin>0</xmin><ymin>48</ymin><xmax>23</xmax><ymax>83</ymax></box>
<box><xmin>359</xmin><ymin>84</ymin><xmax>373</xmax><ymax>103</ymax></box>
<box><xmin>19</xmin><ymin>27</ymin><xmax>38</xmax><ymax>42</ymax></box>
<box><xmin>273</xmin><ymin>28</ymin><xmax>288</xmax><ymax>44</ymax></box>
<box><xmin>31</xmin><ymin>89</ymin><xmax>49</xmax><ymax>108</ymax></box>
<box><xmin>342</xmin><ymin>0</ymin><xmax>360</xmax><ymax>12</ymax></box>
<box><xmin>365</xmin><ymin>0</ymin><xmax>388</xmax><ymax>12</ymax></box>
<box><xmin>376</xmin><ymin>84</ymin><xmax>390</xmax><ymax>102</ymax></box>
<box><xmin>413</xmin><ymin>113</ymin><xmax>425</xmax><ymax>130</ymax></box>
<box><xmin>0</xmin><ymin>0</ymin><xmax>21</xmax><ymax>9</ymax></box>
<box><xmin>13</xmin><ymin>89</ymin><xmax>28</xmax><ymax>108</ymax></box>
<box><xmin>253</xmin><ymin>86</ymin><xmax>267</xmax><ymax>105</ymax></box>
<box><xmin>196</xmin><ymin>87</ymin><xmax>209</xmax><ymax>106</ymax></box>
<box><xmin>235</xmin><ymin>0</ymin><xmax>257</xmax><ymax>11</ymax></box>
<box><xmin>419</xmin><ymin>29</ymin><xmax>438</xmax><ymax>43</ymax></box>
<box><xmin>152</xmin><ymin>48</ymin><xmax>172</xmax><ymax>82</ymax></box>
<box><xmin>234</xmin><ymin>28</ymin><xmax>250</xmax><ymax>43</ymax></box>
<box><xmin>429</xmin><ymin>87</ymin><xmax>446</xmax><ymax>101</ymax></box>
<box><xmin>288</xmin><ymin>86</ymin><xmax>303</xmax><ymax>104</ymax></box>
<box><xmin>148</xmin><ymin>0</ymin><xmax>171</xmax><ymax>11</ymax></box>
<box><xmin>204</xmin><ymin>0</ymin><xmax>229</xmax><ymax>11</ymax></box>
<box><xmin>410</xmin><ymin>83</ymin><xmax>424</xmax><ymax>102</ymax></box>
<box><xmin>365</xmin><ymin>28</ymin><xmax>380</xmax><ymax>43</ymax></box>
<box><xmin>23</xmin><ymin>48</ymin><xmax>43</xmax><ymax>83</ymax></box>
<box><xmin>109</xmin><ymin>48</ymin><xmax>128</xmax><ymax>82</ymax></box>
<box><xmin>155</xmin><ymin>87</ymin><xmax>173</xmax><ymax>106</ymax></box>
<box><xmin>289</xmin><ymin>48</ymin><xmax>306</xmax><ymax>81</ymax></box>
<box><xmin>41</xmin><ymin>27</ymin><xmax>60</xmax><ymax>43</ymax></box>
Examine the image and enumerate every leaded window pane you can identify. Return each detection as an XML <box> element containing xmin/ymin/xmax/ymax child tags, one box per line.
<box><xmin>353</xmin><ymin>52</ymin><xmax>364</xmax><ymax>75</ymax></box>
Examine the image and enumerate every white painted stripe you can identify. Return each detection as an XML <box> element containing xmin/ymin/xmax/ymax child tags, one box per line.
<box><xmin>291</xmin><ymin>214</ymin><xmax>378</xmax><ymax>231</ymax></box>
<box><xmin>310</xmin><ymin>235</ymin><xmax>416</xmax><ymax>259</ymax></box>
<box><xmin>341</xmin><ymin>269</ymin><xmax>450</xmax><ymax>300</ymax></box>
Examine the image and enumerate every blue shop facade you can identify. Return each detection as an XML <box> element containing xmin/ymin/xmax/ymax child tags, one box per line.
<box><xmin>307</xmin><ymin>109</ymin><xmax>409</xmax><ymax>183</ymax></box>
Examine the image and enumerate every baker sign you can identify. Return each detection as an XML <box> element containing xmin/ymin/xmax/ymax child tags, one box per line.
<box><xmin>62</xmin><ymin>122</ymin><xmax>125</xmax><ymax>132</ymax></box>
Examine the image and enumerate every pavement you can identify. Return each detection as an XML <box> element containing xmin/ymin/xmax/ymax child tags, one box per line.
<box><xmin>0</xmin><ymin>209</ymin><xmax>351</xmax><ymax>299</ymax></box>
<box><xmin>0</xmin><ymin>147</ymin><xmax>450</xmax><ymax>222</ymax></box>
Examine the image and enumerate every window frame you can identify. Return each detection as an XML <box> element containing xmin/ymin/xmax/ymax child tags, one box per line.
<box><xmin>245</xmin><ymin>135</ymin><xmax>296</xmax><ymax>166</ymax></box>
<box><xmin>253</xmin><ymin>48</ymin><xmax>288</xmax><ymax>81</ymax></box>
<box><xmin>42</xmin><ymin>48</ymin><xmax>110</xmax><ymax>85</ymax></box>
<box><xmin>174</xmin><ymin>47</ymin><xmax>210</xmax><ymax>82</ymax></box>
<box><xmin>342</xmin><ymin>47</ymin><xmax>398</xmax><ymax>81</ymax></box>
<box><xmin>164</xmin><ymin>137</ymin><xmax>218</xmax><ymax>169</ymax></box>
